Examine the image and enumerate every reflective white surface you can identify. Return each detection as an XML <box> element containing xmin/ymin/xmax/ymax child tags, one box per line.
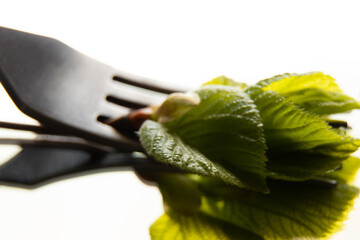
<box><xmin>1</xmin><ymin>0</ymin><xmax>360</xmax><ymax>239</ymax></box>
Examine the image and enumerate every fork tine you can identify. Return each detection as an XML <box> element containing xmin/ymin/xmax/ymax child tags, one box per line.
<box><xmin>105</xmin><ymin>81</ymin><xmax>166</xmax><ymax>109</ymax></box>
<box><xmin>112</xmin><ymin>72</ymin><xmax>189</xmax><ymax>94</ymax></box>
<box><xmin>97</xmin><ymin>101</ymin><xmax>130</xmax><ymax>120</ymax></box>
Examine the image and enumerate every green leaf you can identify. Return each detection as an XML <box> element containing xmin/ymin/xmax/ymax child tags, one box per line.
<box><xmin>254</xmin><ymin>72</ymin><xmax>360</xmax><ymax>115</ymax></box>
<box><xmin>280</xmin><ymin>88</ymin><xmax>360</xmax><ymax>115</ymax></box>
<box><xmin>203</xmin><ymin>76</ymin><xmax>247</xmax><ymax>89</ymax></box>
<box><xmin>246</xmin><ymin>88</ymin><xmax>359</xmax><ymax>156</ymax></box>
<box><xmin>139</xmin><ymin>120</ymin><xmax>246</xmax><ymax>189</ymax></box>
<box><xmin>200</xmin><ymin>180</ymin><xmax>360</xmax><ymax>240</ymax></box>
<box><xmin>244</xmin><ymin>88</ymin><xmax>359</xmax><ymax>180</ymax></box>
<box><xmin>266</xmin><ymin>152</ymin><xmax>346</xmax><ymax>181</ymax></box>
<box><xmin>324</xmin><ymin>156</ymin><xmax>360</xmax><ymax>184</ymax></box>
<box><xmin>165</xmin><ymin>85</ymin><xmax>268</xmax><ymax>192</ymax></box>
<box><xmin>256</xmin><ymin>72</ymin><xmax>342</xmax><ymax>93</ymax></box>
<box><xmin>150</xmin><ymin>210</ymin><xmax>263</xmax><ymax>240</ymax></box>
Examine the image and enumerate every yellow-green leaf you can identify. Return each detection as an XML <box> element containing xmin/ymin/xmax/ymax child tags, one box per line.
<box><xmin>150</xmin><ymin>210</ymin><xmax>263</xmax><ymax>240</ymax></box>
<box><xmin>203</xmin><ymin>76</ymin><xmax>247</xmax><ymax>89</ymax></box>
<box><xmin>247</xmin><ymin>89</ymin><xmax>359</xmax><ymax>154</ymax></box>
<box><xmin>245</xmin><ymin>88</ymin><xmax>359</xmax><ymax>180</ymax></box>
<box><xmin>324</xmin><ymin>156</ymin><xmax>360</xmax><ymax>184</ymax></box>
<box><xmin>200</xmin><ymin>180</ymin><xmax>359</xmax><ymax>240</ymax></box>
<box><xmin>157</xmin><ymin>174</ymin><xmax>202</xmax><ymax>215</ymax></box>
<box><xmin>254</xmin><ymin>72</ymin><xmax>360</xmax><ymax>115</ymax></box>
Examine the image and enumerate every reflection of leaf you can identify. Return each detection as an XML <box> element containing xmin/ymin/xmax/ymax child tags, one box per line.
<box><xmin>200</xmin><ymin>180</ymin><xmax>359</xmax><ymax>240</ymax></box>
<box><xmin>254</xmin><ymin>72</ymin><xmax>360</xmax><ymax>115</ymax></box>
<box><xmin>157</xmin><ymin>174</ymin><xmax>202</xmax><ymax>215</ymax></box>
<box><xmin>150</xmin><ymin>210</ymin><xmax>263</xmax><ymax>240</ymax></box>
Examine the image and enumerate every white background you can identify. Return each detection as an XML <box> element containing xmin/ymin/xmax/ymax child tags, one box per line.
<box><xmin>1</xmin><ymin>0</ymin><xmax>360</xmax><ymax>239</ymax></box>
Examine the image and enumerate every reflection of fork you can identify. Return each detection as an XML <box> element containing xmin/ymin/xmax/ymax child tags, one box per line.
<box><xmin>0</xmin><ymin>27</ymin><xmax>187</xmax><ymax>187</ymax></box>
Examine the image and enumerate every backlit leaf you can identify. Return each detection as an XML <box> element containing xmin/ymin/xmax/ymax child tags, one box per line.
<box><xmin>324</xmin><ymin>156</ymin><xmax>360</xmax><ymax>184</ymax></box>
<box><xmin>255</xmin><ymin>72</ymin><xmax>360</xmax><ymax>115</ymax></box>
<box><xmin>150</xmin><ymin>210</ymin><xmax>263</xmax><ymax>240</ymax></box>
<box><xmin>246</xmin><ymin>88</ymin><xmax>359</xmax><ymax>155</ymax></box>
<box><xmin>200</xmin><ymin>180</ymin><xmax>359</xmax><ymax>240</ymax></box>
<box><xmin>245</xmin><ymin>88</ymin><xmax>359</xmax><ymax>180</ymax></box>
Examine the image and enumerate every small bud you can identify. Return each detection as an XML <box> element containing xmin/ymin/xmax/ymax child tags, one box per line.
<box><xmin>154</xmin><ymin>92</ymin><xmax>200</xmax><ymax>123</ymax></box>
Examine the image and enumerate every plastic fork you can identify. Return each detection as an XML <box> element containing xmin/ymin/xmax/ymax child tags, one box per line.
<box><xmin>0</xmin><ymin>27</ymin><xmax>188</xmax><ymax>152</ymax></box>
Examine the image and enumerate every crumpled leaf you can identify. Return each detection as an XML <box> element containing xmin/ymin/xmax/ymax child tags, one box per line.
<box><xmin>165</xmin><ymin>85</ymin><xmax>268</xmax><ymax>192</ymax></box>
<box><xmin>200</xmin><ymin>180</ymin><xmax>359</xmax><ymax>240</ymax></box>
<box><xmin>140</xmin><ymin>85</ymin><xmax>269</xmax><ymax>192</ymax></box>
<box><xmin>255</xmin><ymin>72</ymin><xmax>360</xmax><ymax>115</ymax></box>
<box><xmin>150</xmin><ymin>210</ymin><xmax>263</xmax><ymax>240</ymax></box>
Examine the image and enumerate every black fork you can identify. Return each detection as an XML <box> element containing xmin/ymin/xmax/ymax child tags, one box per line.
<box><xmin>0</xmin><ymin>27</ymin><xmax>189</xmax><ymax>187</ymax></box>
<box><xmin>0</xmin><ymin>26</ymin><xmax>189</xmax><ymax>151</ymax></box>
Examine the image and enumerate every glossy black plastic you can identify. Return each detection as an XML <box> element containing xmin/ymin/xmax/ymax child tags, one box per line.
<box><xmin>0</xmin><ymin>27</ymin><xmax>184</xmax><ymax>151</ymax></box>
